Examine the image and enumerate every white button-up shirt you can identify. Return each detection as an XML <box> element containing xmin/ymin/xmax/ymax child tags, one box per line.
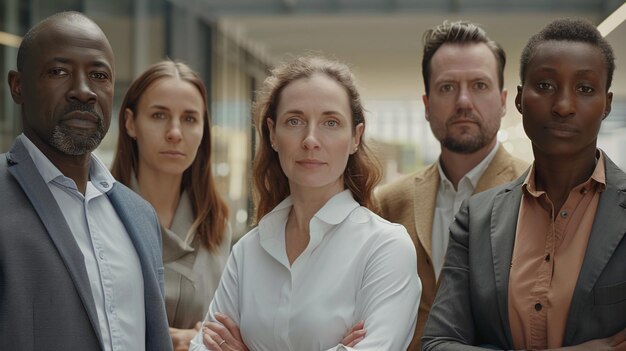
<box><xmin>20</xmin><ymin>134</ymin><xmax>146</xmax><ymax>351</ymax></box>
<box><xmin>431</xmin><ymin>143</ymin><xmax>499</xmax><ymax>280</ymax></box>
<box><xmin>191</xmin><ymin>190</ymin><xmax>421</xmax><ymax>351</ymax></box>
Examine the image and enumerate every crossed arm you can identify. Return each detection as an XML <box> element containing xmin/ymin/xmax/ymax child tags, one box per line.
<box><xmin>189</xmin><ymin>227</ymin><xmax>421</xmax><ymax>351</ymax></box>
<box><xmin>421</xmin><ymin>200</ymin><xmax>626</xmax><ymax>351</ymax></box>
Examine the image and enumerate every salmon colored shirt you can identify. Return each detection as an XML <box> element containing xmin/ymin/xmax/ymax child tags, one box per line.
<box><xmin>508</xmin><ymin>152</ymin><xmax>606</xmax><ymax>350</ymax></box>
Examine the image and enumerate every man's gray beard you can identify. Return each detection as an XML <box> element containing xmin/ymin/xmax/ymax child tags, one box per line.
<box><xmin>442</xmin><ymin>132</ymin><xmax>489</xmax><ymax>154</ymax></box>
<box><xmin>51</xmin><ymin>121</ymin><xmax>105</xmax><ymax>156</ymax></box>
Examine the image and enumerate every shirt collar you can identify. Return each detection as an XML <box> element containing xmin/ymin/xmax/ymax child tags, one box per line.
<box><xmin>314</xmin><ymin>189</ymin><xmax>360</xmax><ymax>225</ymax></box>
<box><xmin>257</xmin><ymin>189</ymin><xmax>360</xmax><ymax>269</ymax></box>
<box><xmin>18</xmin><ymin>133</ymin><xmax>116</xmax><ymax>193</ymax></box>
<box><xmin>437</xmin><ymin>142</ymin><xmax>500</xmax><ymax>190</ymax></box>
<box><xmin>522</xmin><ymin>149</ymin><xmax>607</xmax><ymax>197</ymax></box>
<box><xmin>258</xmin><ymin>189</ymin><xmax>359</xmax><ymax>237</ymax></box>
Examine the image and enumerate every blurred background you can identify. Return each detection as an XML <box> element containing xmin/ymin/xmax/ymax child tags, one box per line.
<box><xmin>1</xmin><ymin>0</ymin><xmax>625</xmax><ymax>238</ymax></box>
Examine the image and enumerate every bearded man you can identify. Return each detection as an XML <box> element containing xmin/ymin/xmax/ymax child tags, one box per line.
<box><xmin>376</xmin><ymin>20</ymin><xmax>528</xmax><ymax>351</ymax></box>
<box><xmin>0</xmin><ymin>11</ymin><xmax>171</xmax><ymax>350</ymax></box>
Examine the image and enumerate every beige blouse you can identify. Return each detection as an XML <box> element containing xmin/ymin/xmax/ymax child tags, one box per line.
<box><xmin>130</xmin><ymin>177</ymin><xmax>232</xmax><ymax>329</ymax></box>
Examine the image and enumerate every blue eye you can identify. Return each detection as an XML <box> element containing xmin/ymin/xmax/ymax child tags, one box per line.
<box><xmin>286</xmin><ymin>118</ymin><xmax>303</xmax><ymax>126</ymax></box>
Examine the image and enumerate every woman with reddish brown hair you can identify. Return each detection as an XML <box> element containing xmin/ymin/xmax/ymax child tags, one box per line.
<box><xmin>111</xmin><ymin>60</ymin><xmax>230</xmax><ymax>351</ymax></box>
<box><xmin>190</xmin><ymin>56</ymin><xmax>421</xmax><ymax>351</ymax></box>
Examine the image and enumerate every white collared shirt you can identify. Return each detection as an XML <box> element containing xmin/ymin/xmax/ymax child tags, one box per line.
<box><xmin>190</xmin><ymin>190</ymin><xmax>421</xmax><ymax>351</ymax></box>
<box><xmin>432</xmin><ymin>143</ymin><xmax>499</xmax><ymax>280</ymax></box>
<box><xmin>19</xmin><ymin>134</ymin><xmax>146</xmax><ymax>351</ymax></box>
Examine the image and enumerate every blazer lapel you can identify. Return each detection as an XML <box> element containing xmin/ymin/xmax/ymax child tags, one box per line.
<box><xmin>6</xmin><ymin>140</ymin><xmax>104</xmax><ymax>348</ymax></box>
<box><xmin>108</xmin><ymin>184</ymin><xmax>170</xmax><ymax>350</ymax></box>
<box><xmin>108</xmin><ymin>185</ymin><xmax>160</xmax><ymax>273</ymax></box>
<box><xmin>490</xmin><ymin>176</ymin><xmax>525</xmax><ymax>346</ymax></box>
<box><xmin>413</xmin><ymin>164</ymin><xmax>439</xmax><ymax>261</ymax></box>
<box><xmin>476</xmin><ymin>146</ymin><xmax>518</xmax><ymax>193</ymax></box>
<box><xmin>564</xmin><ymin>157</ymin><xmax>626</xmax><ymax>344</ymax></box>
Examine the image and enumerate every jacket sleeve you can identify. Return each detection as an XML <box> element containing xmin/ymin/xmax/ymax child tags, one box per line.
<box><xmin>422</xmin><ymin>200</ymin><xmax>498</xmax><ymax>351</ymax></box>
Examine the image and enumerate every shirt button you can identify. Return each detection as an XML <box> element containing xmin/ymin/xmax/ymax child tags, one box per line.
<box><xmin>535</xmin><ymin>303</ymin><xmax>542</xmax><ymax>311</ymax></box>
<box><xmin>99</xmin><ymin>251</ymin><xmax>105</xmax><ymax>260</ymax></box>
<box><xmin>545</xmin><ymin>254</ymin><xmax>551</xmax><ymax>262</ymax></box>
<box><xmin>100</xmin><ymin>181</ymin><xmax>109</xmax><ymax>188</ymax></box>
<box><xmin>560</xmin><ymin>211</ymin><xmax>569</xmax><ymax>218</ymax></box>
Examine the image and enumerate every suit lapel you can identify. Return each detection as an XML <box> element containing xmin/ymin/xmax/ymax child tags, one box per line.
<box><xmin>490</xmin><ymin>178</ymin><xmax>525</xmax><ymax>346</ymax></box>
<box><xmin>108</xmin><ymin>185</ymin><xmax>159</xmax><ymax>273</ymax></box>
<box><xmin>6</xmin><ymin>140</ymin><xmax>104</xmax><ymax>348</ymax></box>
<box><xmin>564</xmin><ymin>157</ymin><xmax>626</xmax><ymax>344</ymax></box>
<box><xmin>476</xmin><ymin>146</ymin><xmax>517</xmax><ymax>194</ymax></box>
<box><xmin>413</xmin><ymin>164</ymin><xmax>439</xmax><ymax>261</ymax></box>
<box><xmin>108</xmin><ymin>185</ymin><xmax>169</xmax><ymax>349</ymax></box>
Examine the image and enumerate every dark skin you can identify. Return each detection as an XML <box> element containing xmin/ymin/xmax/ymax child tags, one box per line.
<box><xmin>7</xmin><ymin>15</ymin><xmax>114</xmax><ymax>194</ymax></box>
<box><xmin>517</xmin><ymin>41</ymin><xmax>625</xmax><ymax>351</ymax></box>
<box><xmin>516</xmin><ymin>41</ymin><xmax>612</xmax><ymax>214</ymax></box>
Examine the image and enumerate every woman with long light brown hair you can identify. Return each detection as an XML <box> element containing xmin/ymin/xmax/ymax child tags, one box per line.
<box><xmin>190</xmin><ymin>56</ymin><xmax>421</xmax><ymax>351</ymax></box>
<box><xmin>111</xmin><ymin>60</ymin><xmax>230</xmax><ymax>351</ymax></box>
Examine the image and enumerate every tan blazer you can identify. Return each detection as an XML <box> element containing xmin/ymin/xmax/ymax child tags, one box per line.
<box><xmin>376</xmin><ymin>146</ymin><xmax>528</xmax><ymax>351</ymax></box>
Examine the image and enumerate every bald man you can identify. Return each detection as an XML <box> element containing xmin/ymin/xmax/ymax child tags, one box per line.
<box><xmin>1</xmin><ymin>12</ymin><xmax>171</xmax><ymax>350</ymax></box>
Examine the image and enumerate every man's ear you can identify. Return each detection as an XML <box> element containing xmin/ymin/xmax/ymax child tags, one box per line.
<box><xmin>500</xmin><ymin>89</ymin><xmax>508</xmax><ymax>118</ymax></box>
<box><xmin>8</xmin><ymin>70</ymin><xmax>23</xmax><ymax>104</ymax></box>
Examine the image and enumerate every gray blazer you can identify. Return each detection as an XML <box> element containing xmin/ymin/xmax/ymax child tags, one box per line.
<box><xmin>422</xmin><ymin>154</ymin><xmax>626</xmax><ymax>350</ymax></box>
<box><xmin>0</xmin><ymin>139</ymin><xmax>173</xmax><ymax>351</ymax></box>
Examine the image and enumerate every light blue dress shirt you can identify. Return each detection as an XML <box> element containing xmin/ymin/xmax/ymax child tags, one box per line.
<box><xmin>19</xmin><ymin>134</ymin><xmax>146</xmax><ymax>351</ymax></box>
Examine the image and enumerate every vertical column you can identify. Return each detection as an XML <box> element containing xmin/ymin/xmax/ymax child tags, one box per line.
<box><xmin>1</xmin><ymin>0</ymin><xmax>20</xmax><ymax>150</ymax></box>
<box><xmin>167</xmin><ymin>2</ymin><xmax>200</xmax><ymax>70</ymax></box>
<box><xmin>132</xmin><ymin>0</ymin><xmax>150</xmax><ymax>75</ymax></box>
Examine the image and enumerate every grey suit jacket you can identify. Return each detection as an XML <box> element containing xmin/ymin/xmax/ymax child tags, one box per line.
<box><xmin>422</xmin><ymin>154</ymin><xmax>626</xmax><ymax>350</ymax></box>
<box><xmin>0</xmin><ymin>139</ymin><xmax>173</xmax><ymax>351</ymax></box>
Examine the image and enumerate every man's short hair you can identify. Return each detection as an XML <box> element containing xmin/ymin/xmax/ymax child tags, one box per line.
<box><xmin>520</xmin><ymin>18</ymin><xmax>615</xmax><ymax>91</ymax></box>
<box><xmin>422</xmin><ymin>20</ymin><xmax>506</xmax><ymax>95</ymax></box>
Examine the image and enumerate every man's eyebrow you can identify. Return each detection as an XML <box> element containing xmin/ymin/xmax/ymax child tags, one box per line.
<box><xmin>46</xmin><ymin>57</ymin><xmax>112</xmax><ymax>70</ymax></box>
<box><xmin>48</xmin><ymin>57</ymin><xmax>70</xmax><ymax>64</ymax></box>
<box><xmin>92</xmin><ymin>60</ymin><xmax>112</xmax><ymax>70</ymax></box>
